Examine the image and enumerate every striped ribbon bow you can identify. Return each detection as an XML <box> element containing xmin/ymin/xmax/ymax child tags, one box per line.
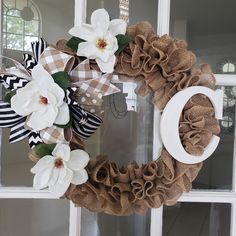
<box><xmin>0</xmin><ymin>38</ymin><xmax>104</xmax><ymax>148</ymax></box>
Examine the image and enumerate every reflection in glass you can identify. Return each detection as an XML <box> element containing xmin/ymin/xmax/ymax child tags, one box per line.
<box><xmin>0</xmin><ymin>0</ymin><xmax>74</xmax><ymax>186</ymax></box>
<box><xmin>0</xmin><ymin>199</ymin><xmax>69</xmax><ymax>236</ymax></box>
<box><xmin>87</xmin><ymin>0</ymin><xmax>158</xmax><ymax>31</ymax></box>
<box><xmin>193</xmin><ymin>86</ymin><xmax>234</xmax><ymax>190</ymax></box>
<box><xmin>163</xmin><ymin>203</ymin><xmax>231</xmax><ymax>236</ymax></box>
<box><xmin>170</xmin><ymin>0</ymin><xmax>236</xmax><ymax>73</ymax></box>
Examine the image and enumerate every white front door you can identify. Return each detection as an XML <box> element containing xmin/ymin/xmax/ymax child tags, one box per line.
<box><xmin>0</xmin><ymin>0</ymin><xmax>236</xmax><ymax>236</ymax></box>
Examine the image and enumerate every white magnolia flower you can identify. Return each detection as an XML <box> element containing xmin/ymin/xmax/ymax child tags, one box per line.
<box><xmin>11</xmin><ymin>64</ymin><xmax>70</xmax><ymax>132</ymax></box>
<box><xmin>31</xmin><ymin>143</ymin><xmax>89</xmax><ymax>197</ymax></box>
<box><xmin>69</xmin><ymin>8</ymin><xmax>127</xmax><ymax>73</ymax></box>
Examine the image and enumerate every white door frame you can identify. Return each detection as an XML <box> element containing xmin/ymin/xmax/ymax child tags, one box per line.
<box><xmin>1</xmin><ymin>0</ymin><xmax>236</xmax><ymax>236</ymax></box>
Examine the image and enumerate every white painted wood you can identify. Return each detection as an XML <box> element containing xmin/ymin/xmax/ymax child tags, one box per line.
<box><xmin>151</xmin><ymin>207</ymin><xmax>163</xmax><ymax>236</ymax></box>
<box><xmin>0</xmin><ymin>187</ymin><xmax>57</xmax><ymax>199</ymax></box>
<box><xmin>74</xmin><ymin>0</ymin><xmax>87</xmax><ymax>26</ymax></box>
<box><xmin>179</xmin><ymin>191</ymin><xmax>236</xmax><ymax>203</ymax></box>
<box><xmin>69</xmin><ymin>202</ymin><xmax>81</xmax><ymax>236</ymax></box>
<box><xmin>215</xmin><ymin>74</ymin><xmax>236</xmax><ymax>86</ymax></box>
<box><xmin>161</xmin><ymin>87</ymin><xmax>223</xmax><ymax>164</ymax></box>
<box><xmin>230</xmin><ymin>203</ymin><xmax>236</xmax><ymax>236</ymax></box>
<box><xmin>157</xmin><ymin>0</ymin><xmax>170</xmax><ymax>35</ymax></box>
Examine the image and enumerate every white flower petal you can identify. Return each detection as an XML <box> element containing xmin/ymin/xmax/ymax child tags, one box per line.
<box><xmin>11</xmin><ymin>82</ymin><xmax>38</xmax><ymax>116</ymax></box>
<box><xmin>77</xmin><ymin>42</ymin><xmax>98</xmax><ymax>59</ymax></box>
<box><xmin>33</xmin><ymin>166</ymin><xmax>53</xmax><ymax>190</ymax></box>
<box><xmin>49</xmin><ymin>168</ymin><xmax>60</xmax><ymax>186</ymax></box>
<box><xmin>91</xmin><ymin>9</ymin><xmax>110</xmax><ymax>33</ymax></box>
<box><xmin>52</xmin><ymin>143</ymin><xmax>71</xmax><ymax>161</ymax></box>
<box><xmin>49</xmin><ymin>168</ymin><xmax>73</xmax><ymax>197</ymax></box>
<box><xmin>96</xmin><ymin>55</ymin><xmax>116</xmax><ymax>73</ymax></box>
<box><xmin>31</xmin><ymin>155</ymin><xmax>54</xmax><ymax>174</ymax></box>
<box><xmin>49</xmin><ymin>83</ymin><xmax>65</xmax><ymax>107</ymax></box>
<box><xmin>69</xmin><ymin>25</ymin><xmax>97</xmax><ymax>42</ymax></box>
<box><xmin>26</xmin><ymin>105</ymin><xmax>58</xmax><ymax>131</ymax></box>
<box><xmin>31</xmin><ymin>64</ymin><xmax>54</xmax><ymax>88</ymax></box>
<box><xmin>67</xmin><ymin>149</ymin><xmax>89</xmax><ymax>171</ymax></box>
<box><xmin>95</xmin><ymin>49</ymin><xmax>112</xmax><ymax>63</ymax></box>
<box><xmin>71</xmin><ymin>169</ymin><xmax>88</xmax><ymax>185</ymax></box>
<box><xmin>109</xmin><ymin>19</ymin><xmax>127</xmax><ymax>36</ymax></box>
<box><xmin>54</xmin><ymin>102</ymin><xmax>70</xmax><ymax>125</ymax></box>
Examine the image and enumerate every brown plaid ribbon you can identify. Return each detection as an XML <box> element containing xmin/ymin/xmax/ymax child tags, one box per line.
<box><xmin>70</xmin><ymin>59</ymin><xmax>120</xmax><ymax>97</ymax></box>
<box><xmin>39</xmin><ymin>47</ymin><xmax>75</xmax><ymax>74</ymax></box>
<box><xmin>40</xmin><ymin>126</ymin><xmax>66</xmax><ymax>144</ymax></box>
<box><xmin>70</xmin><ymin>59</ymin><xmax>100</xmax><ymax>82</ymax></box>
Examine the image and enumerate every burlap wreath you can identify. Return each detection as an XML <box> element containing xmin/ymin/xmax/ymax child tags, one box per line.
<box><xmin>61</xmin><ymin>22</ymin><xmax>219</xmax><ymax>215</ymax></box>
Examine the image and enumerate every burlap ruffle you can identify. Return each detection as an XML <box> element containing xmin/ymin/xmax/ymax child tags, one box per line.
<box><xmin>179</xmin><ymin>94</ymin><xmax>220</xmax><ymax>155</ymax></box>
<box><xmin>115</xmin><ymin>22</ymin><xmax>215</xmax><ymax>110</ymax></box>
<box><xmin>65</xmin><ymin>93</ymin><xmax>220</xmax><ymax>215</ymax></box>
<box><xmin>28</xmin><ymin>22</ymin><xmax>221</xmax><ymax>216</ymax></box>
<box><xmin>64</xmin><ymin>22</ymin><xmax>221</xmax><ymax>215</ymax></box>
<box><xmin>65</xmin><ymin>150</ymin><xmax>202</xmax><ymax>216</ymax></box>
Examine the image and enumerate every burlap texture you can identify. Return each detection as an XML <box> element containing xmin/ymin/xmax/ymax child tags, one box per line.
<box><xmin>116</xmin><ymin>22</ymin><xmax>215</xmax><ymax>110</ymax></box>
<box><xmin>65</xmin><ymin>150</ymin><xmax>202</xmax><ymax>216</ymax></box>
<box><xmin>64</xmin><ymin>22</ymin><xmax>220</xmax><ymax>215</ymax></box>
<box><xmin>65</xmin><ymin>94</ymin><xmax>219</xmax><ymax>215</ymax></box>
<box><xmin>30</xmin><ymin>22</ymin><xmax>221</xmax><ymax>215</ymax></box>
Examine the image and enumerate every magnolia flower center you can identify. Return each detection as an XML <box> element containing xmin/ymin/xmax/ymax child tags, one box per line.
<box><xmin>54</xmin><ymin>158</ymin><xmax>64</xmax><ymax>168</ymax></box>
<box><xmin>39</xmin><ymin>96</ymin><xmax>48</xmax><ymax>105</ymax></box>
<box><xmin>96</xmin><ymin>38</ymin><xmax>107</xmax><ymax>50</ymax></box>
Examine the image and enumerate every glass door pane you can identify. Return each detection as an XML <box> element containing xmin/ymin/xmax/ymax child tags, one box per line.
<box><xmin>170</xmin><ymin>0</ymin><xmax>236</xmax><ymax>74</ymax></box>
<box><xmin>192</xmin><ymin>86</ymin><xmax>235</xmax><ymax>190</ymax></box>
<box><xmin>0</xmin><ymin>199</ymin><xmax>70</xmax><ymax>236</ymax></box>
<box><xmin>163</xmin><ymin>203</ymin><xmax>231</xmax><ymax>236</ymax></box>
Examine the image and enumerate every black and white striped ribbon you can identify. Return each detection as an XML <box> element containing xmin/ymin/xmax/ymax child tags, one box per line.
<box><xmin>0</xmin><ymin>102</ymin><xmax>25</xmax><ymax>127</ymax></box>
<box><xmin>0</xmin><ymin>74</ymin><xmax>28</xmax><ymax>90</ymax></box>
<box><xmin>22</xmin><ymin>54</ymin><xmax>37</xmax><ymax>72</ymax></box>
<box><xmin>32</xmin><ymin>38</ymin><xmax>47</xmax><ymax>63</ymax></box>
<box><xmin>0</xmin><ymin>102</ymin><xmax>32</xmax><ymax>143</ymax></box>
<box><xmin>9</xmin><ymin>119</ymin><xmax>31</xmax><ymax>143</ymax></box>
<box><xmin>28</xmin><ymin>132</ymin><xmax>43</xmax><ymax>149</ymax></box>
<box><xmin>70</xmin><ymin>105</ymin><xmax>102</xmax><ymax>139</ymax></box>
<box><xmin>23</xmin><ymin>38</ymin><xmax>48</xmax><ymax>71</ymax></box>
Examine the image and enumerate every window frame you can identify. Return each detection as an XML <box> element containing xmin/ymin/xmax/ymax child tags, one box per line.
<box><xmin>0</xmin><ymin>0</ymin><xmax>235</xmax><ymax>236</ymax></box>
<box><xmin>2</xmin><ymin>0</ymin><xmax>42</xmax><ymax>51</ymax></box>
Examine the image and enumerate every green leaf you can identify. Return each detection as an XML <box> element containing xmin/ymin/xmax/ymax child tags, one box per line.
<box><xmin>4</xmin><ymin>90</ymin><xmax>17</xmax><ymax>103</ymax></box>
<box><xmin>52</xmin><ymin>71</ymin><xmax>70</xmax><ymax>91</ymax></box>
<box><xmin>35</xmin><ymin>143</ymin><xmax>56</xmax><ymax>158</ymax></box>
<box><xmin>54</xmin><ymin>118</ymin><xmax>72</xmax><ymax>129</ymax></box>
<box><xmin>66</xmin><ymin>37</ymin><xmax>85</xmax><ymax>51</ymax></box>
<box><xmin>115</xmin><ymin>34</ymin><xmax>133</xmax><ymax>55</ymax></box>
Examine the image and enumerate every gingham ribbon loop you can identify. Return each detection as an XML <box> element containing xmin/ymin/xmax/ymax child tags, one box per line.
<box><xmin>39</xmin><ymin>47</ymin><xmax>75</xmax><ymax>74</ymax></box>
<box><xmin>70</xmin><ymin>59</ymin><xmax>120</xmax><ymax>97</ymax></box>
